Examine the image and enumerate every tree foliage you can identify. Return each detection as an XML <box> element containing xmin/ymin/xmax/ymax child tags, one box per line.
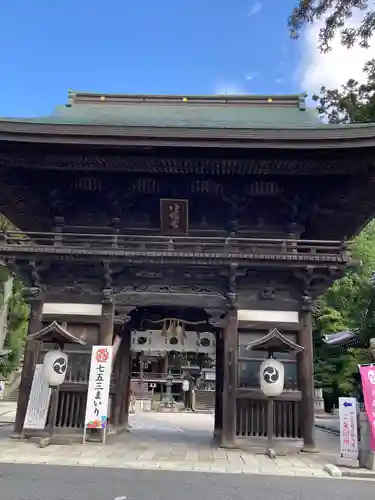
<box><xmin>0</xmin><ymin>279</ymin><xmax>28</xmax><ymax>379</ymax></box>
<box><xmin>313</xmin><ymin>221</ymin><xmax>375</xmax><ymax>402</ymax></box>
<box><xmin>313</xmin><ymin>59</ymin><xmax>375</xmax><ymax>123</ymax></box>
<box><xmin>0</xmin><ymin>215</ymin><xmax>28</xmax><ymax>379</ymax></box>
<box><xmin>289</xmin><ymin>0</ymin><xmax>375</xmax><ymax>52</ymax></box>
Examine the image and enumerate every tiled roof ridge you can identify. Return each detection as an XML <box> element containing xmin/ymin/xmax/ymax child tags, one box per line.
<box><xmin>67</xmin><ymin>89</ymin><xmax>306</xmax><ymax>110</ymax></box>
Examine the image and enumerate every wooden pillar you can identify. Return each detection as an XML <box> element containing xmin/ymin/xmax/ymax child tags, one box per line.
<box><xmin>100</xmin><ymin>298</ymin><xmax>114</xmax><ymax>346</ymax></box>
<box><xmin>222</xmin><ymin>307</ymin><xmax>238</xmax><ymax>447</ymax></box>
<box><xmin>111</xmin><ymin>333</ymin><xmax>123</xmax><ymax>428</ymax></box>
<box><xmin>214</xmin><ymin>330</ymin><xmax>224</xmax><ymax>442</ymax></box>
<box><xmin>298</xmin><ymin>300</ymin><xmax>317</xmax><ymax>452</ymax></box>
<box><xmin>12</xmin><ymin>292</ymin><xmax>43</xmax><ymax>437</ymax></box>
<box><xmin>122</xmin><ymin>328</ymin><xmax>131</xmax><ymax>427</ymax></box>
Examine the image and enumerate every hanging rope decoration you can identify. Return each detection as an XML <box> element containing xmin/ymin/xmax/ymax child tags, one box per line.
<box><xmin>141</xmin><ymin>317</ymin><xmax>206</xmax><ymax>346</ymax></box>
<box><xmin>162</xmin><ymin>319</ymin><xmax>186</xmax><ymax>344</ymax></box>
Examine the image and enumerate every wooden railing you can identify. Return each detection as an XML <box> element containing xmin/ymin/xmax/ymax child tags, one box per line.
<box><xmin>0</xmin><ymin>230</ymin><xmax>349</xmax><ymax>263</ymax></box>
<box><xmin>236</xmin><ymin>398</ymin><xmax>302</xmax><ymax>439</ymax></box>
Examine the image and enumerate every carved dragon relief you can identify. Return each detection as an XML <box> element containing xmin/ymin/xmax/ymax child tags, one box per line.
<box><xmin>39</xmin><ymin>261</ymin><xmax>105</xmax><ymax>297</ymax></box>
<box><xmin>115</xmin><ymin>283</ymin><xmax>225</xmax><ymax>296</ymax></box>
<box><xmin>236</xmin><ymin>268</ymin><xmax>301</xmax><ymax>306</ymax></box>
<box><xmin>113</xmin><ymin>289</ymin><xmax>226</xmax><ymax>309</ymax></box>
<box><xmin>108</xmin><ymin>263</ymin><xmax>228</xmax><ymax>308</ymax></box>
<box><xmin>112</xmin><ymin>265</ymin><xmax>227</xmax><ymax>288</ymax></box>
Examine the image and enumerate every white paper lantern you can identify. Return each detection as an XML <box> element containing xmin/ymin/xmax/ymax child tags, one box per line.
<box><xmin>42</xmin><ymin>350</ymin><xmax>68</xmax><ymax>387</ymax></box>
<box><xmin>260</xmin><ymin>358</ymin><xmax>284</xmax><ymax>397</ymax></box>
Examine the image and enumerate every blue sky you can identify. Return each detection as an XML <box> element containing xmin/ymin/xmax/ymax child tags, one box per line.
<box><xmin>0</xmin><ymin>0</ymin><xmax>306</xmax><ymax>117</ymax></box>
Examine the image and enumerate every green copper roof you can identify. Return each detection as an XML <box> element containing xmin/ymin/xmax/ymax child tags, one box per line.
<box><xmin>0</xmin><ymin>91</ymin><xmax>324</xmax><ymax>129</ymax></box>
<box><xmin>49</xmin><ymin>103</ymin><xmax>321</xmax><ymax>128</ymax></box>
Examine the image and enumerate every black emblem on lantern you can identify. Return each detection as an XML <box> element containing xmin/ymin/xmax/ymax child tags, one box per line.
<box><xmin>52</xmin><ymin>357</ymin><xmax>67</xmax><ymax>375</ymax></box>
<box><xmin>263</xmin><ymin>366</ymin><xmax>279</xmax><ymax>384</ymax></box>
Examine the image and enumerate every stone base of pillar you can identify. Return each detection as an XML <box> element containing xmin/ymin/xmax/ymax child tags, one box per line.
<box><xmin>220</xmin><ymin>437</ymin><xmax>237</xmax><ymax>449</ymax></box>
<box><xmin>10</xmin><ymin>432</ymin><xmax>24</xmax><ymax>440</ymax></box>
<box><xmin>212</xmin><ymin>428</ymin><xmax>222</xmax><ymax>445</ymax></box>
<box><xmin>359</xmin><ymin>412</ymin><xmax>375</xmax><ymax>470</ymax></box>
<box><xmin>337</xmin><ymin>457</ymin><xmax>359</xmax><ymax>468</ymax></box>
<box><xmin>359</xmin><ymin>451</ymin><xmax>375</xmax><ymax>471</ymax></box>
<box><xmin>300</xmin><ymin>445</ymin><xmax>320</xmax><ymax>454</ymax></box>
<box><xmin>107</xmin><ymin>423</ymin><xmax>130</xmax><ymax>435</ymax></box>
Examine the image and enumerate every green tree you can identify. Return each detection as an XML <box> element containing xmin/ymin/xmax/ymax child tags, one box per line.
<box><xmin>313</xmin><ymin>221</ymin><xmax>375</xmax><ymax>400</ymax></box>
<box><xmin>312</xmin><ymin>59</ymin><xmax>375</xmax><ymax>124</ymax></box>
<box><xmin>0</xmin><ymin>214</ymin><xmax>29</xmax><ymax>378</ymax></box>
<box><xmin>0</xmin><ymin>279</ymin><xmax>28</xmax><ymax>379</ymax></box>
<box><xmin>289</xmin><ymin>0</ymin><xmax>375</xmax><ymax>52</ymax></box>
<box><xmin>289</xmin><ymin>3</ymin><xmax>375</xmax><ymax>124</ymax></box>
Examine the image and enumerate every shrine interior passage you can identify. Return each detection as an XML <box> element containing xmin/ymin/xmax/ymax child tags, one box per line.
<box><xmin>18</xmin><ymin>301</ymin><xmax>310</xmax><ymax>451</ymax></box>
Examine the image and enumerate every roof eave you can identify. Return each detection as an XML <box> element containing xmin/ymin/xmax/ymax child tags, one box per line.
<box><xmin>1</xmin><ymin>121</ymin><xmax>375</xmax><ymax>149</ymax></box>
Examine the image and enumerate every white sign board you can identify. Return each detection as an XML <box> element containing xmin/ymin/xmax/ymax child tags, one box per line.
<box><xmin>84</xmin><ymin>346</ymin><xmax>113</xmax><ymax>435</ymax></box>
<box><xmin>339</xmin><ymin>397</ymin><xmax>359</xmax><ymax>459</ymax></box>
<box><xmin>24</xmin><ymin>364</ymin><xmax>52</xmax><ymax>430</ymax></box>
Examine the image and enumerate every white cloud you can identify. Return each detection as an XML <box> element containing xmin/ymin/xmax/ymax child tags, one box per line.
<box><xmin>245</xmin><ymin>72</ymin><xmax>260</xmax><ymax>81</ymax></box>
<box><xmin>214</xmin><ymin>82</ymin><xmax>246</xmax><ymax>95</ymax></box>
<box><xmin>248</xmin><ymin>2</ymin><xmax>262</xmax><ymax>17</ymax></box>
<box><xmin>298</xmin><ymin>10</ymin><xmax>374</xmax><ymax>94</ymax></box>
<box><xmin>275</xmin><ymin>77</ymin><xmax>284</xmax><ymax>84</ymax></box>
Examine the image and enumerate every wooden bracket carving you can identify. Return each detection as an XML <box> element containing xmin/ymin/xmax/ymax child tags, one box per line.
<box><xmin>225</xmin><ymin>262</ymin><xmax>238</xmax><ymax>306</ymax></box>
<box><xmin>114</xmin><ymin>306</ymin><xmax>136</xmax><ymax>325</ymax></box>
<box><xmin>22</xmin><ymin>286</ymin><xmax>44</xmax><ymax>304</ymax></box>
<box><xmin>28</xmin><ymin>260</ymin><xmax>44</xmax><ymax>290</ymax></box>
<box><xmin>101</xmin><ymin>287</ymin><xmax>114</xmax><ymax>305</ymax></box>
<box><xmin>204</xmin><ymin>308</ymin><xmax>228</xmax><ymax>329</ymax></box>
<box><xmin>300</xmin><ymin>293</ymin><xmax>313</xmax><ymax>312</ymax></box>
<box><xmin>102</xmin><ymin>261</ymin><xmax>113</xmax><ymax>289</ymax></box>
<box><xmin>294</xmin><ymin>264</ymin><xmax>347</xmax><ymax>302</ymax></box>
<box><xmin>259</xmin><ymin>284</ymin><xmax>275</xmax><ymax>301</ymax></box>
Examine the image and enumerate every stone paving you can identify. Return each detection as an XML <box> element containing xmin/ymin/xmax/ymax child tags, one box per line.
<box><xmin>0</xmin><ymin>401</ymin><xmax>17</xmax><ymax>424</ymax></box>
<box><xmin>0</xmin><ymin>410</ymin><xmax>340</xmax><ymax>478</ymax></box>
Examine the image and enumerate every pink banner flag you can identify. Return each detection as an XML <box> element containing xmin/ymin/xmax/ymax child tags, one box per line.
<box><xmin>359</xmin><ymin>364</ymin><xmax>375</xmax><ymax>451</ymax></box>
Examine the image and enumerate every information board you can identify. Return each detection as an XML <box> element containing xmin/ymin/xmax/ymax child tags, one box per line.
<box><xmin>338</xmin><ymin>397</ymin><xmax>358</xmax><ymax>459</ymax></box>
<box><xmin>24</xmin><ymin>364</ymin><xmax>51</xmax><ymax>430</ymax></box>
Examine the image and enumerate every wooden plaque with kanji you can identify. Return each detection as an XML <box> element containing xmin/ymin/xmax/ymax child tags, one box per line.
<box><xmin>160</xmin><ymin>199</ymin><xmax>189</xmax><ymax>235</ymax></box>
